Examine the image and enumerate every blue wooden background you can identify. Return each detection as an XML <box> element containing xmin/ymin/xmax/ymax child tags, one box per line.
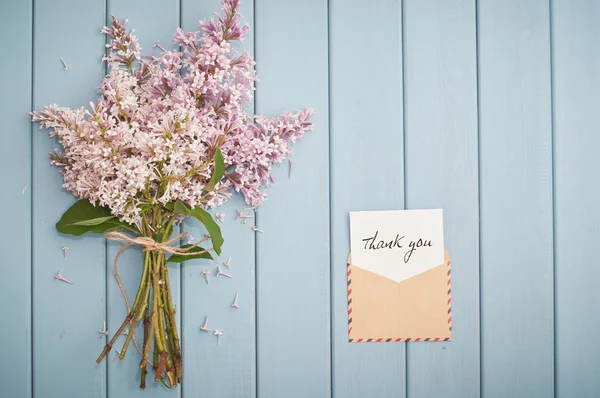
<box><xmin>0</xmin><ymin>0</ymin><xmax>597</xmax><ymax>397</ymax></box>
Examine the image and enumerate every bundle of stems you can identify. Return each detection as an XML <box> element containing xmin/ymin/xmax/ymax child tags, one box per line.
<box><xmin>95</xmin><ymin>211</ymin><xmax>209</xmax><ymax>389</ymax></box>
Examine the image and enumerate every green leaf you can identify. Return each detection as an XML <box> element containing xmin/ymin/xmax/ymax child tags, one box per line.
<box><xmin>104</xmin><ymin>218</ymin><xmax>138</xmax><ymax>233</ymax></box>
<box><xmin>71</xmin><ymin>216</ymin><xmax>116</xmax><ymax>226</ymax></box>
<box><xmin>204</xmin><ymin>147</ymin><xmax>225</xmax><ymax>192</ymax></box>
<box><xmin>138</xmin><ymin>204</ymin><xmax>152</xmax><ymax>212</ymax></box>
<box><xmin>187</xmin><ymin>207</ymin><xmax>223</xmax><ymax>255</ymax></box>
<box><xmin>171</xmin><ymin>200</ymin><xmax>224</xmax><ymax>255</ymax></box>
<box><xmin>56</xmin><ymin>199</ymin><xmax>137</xmax><ymax>236</ymax></box>
<box><xmin>172</xmin><ymin>200</ymin><xmax>189</xmax><ymax>216</ymax></box>
<box><xmin>166</xmin><ymin>244</ymin><xmax>213</xmax><ymax>263</ymax></box>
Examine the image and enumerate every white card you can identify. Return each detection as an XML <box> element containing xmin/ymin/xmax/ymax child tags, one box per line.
<box><xmin>349</xmin><ymin>209</ymin><xmax>444</xmax><ymax>283</ymax></box>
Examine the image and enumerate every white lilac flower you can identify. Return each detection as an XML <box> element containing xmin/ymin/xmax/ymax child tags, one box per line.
<box><xmin>31</xmin><ymin>0</ymin><xmax>313</xmax><ymax>226</ymax></box>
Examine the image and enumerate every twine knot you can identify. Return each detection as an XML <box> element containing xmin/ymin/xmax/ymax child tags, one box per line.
<box><xmin>105</xmin><ymin>231</ymin><xmax>208</xmax><ymax>256</ymax></box>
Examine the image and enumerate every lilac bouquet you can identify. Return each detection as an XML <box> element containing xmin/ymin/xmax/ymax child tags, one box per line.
<box><xmin>31</xmin><ymin>0</ymin><xmax>313</xmax><ymax>389</ymax></box>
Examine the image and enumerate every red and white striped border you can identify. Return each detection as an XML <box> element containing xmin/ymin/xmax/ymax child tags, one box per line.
<box><xmin>347</xmin><ymin>255</ymin><xmax>452</xmax><ymax>342</ymax></box>
<box><xmin>347</xmin><ymin>258</ymin><xmax>353</xmax><ymax>336</ymax></box>
<box><xmin>447</xmin><ymin>259</ymin><xmax>452</xmax><ymax>332</ymax></box>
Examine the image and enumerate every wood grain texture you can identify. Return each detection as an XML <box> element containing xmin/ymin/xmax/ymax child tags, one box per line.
<box><xmin>32</xmin><ymin>1</ymin><xmax>108</xmax><ymax>397</ymax></box>
<box><xmin>5</xmin><ymin>0</ymin><xmax>600</xmax><ymax>396</ymax></box>
<box><xmin>0</xmin><ymin>0</ymin><xmax>32</xmax><ymax>396</ymax></box>
<box><xmin>552</xmin><ymin>1</ymin><xmax>600</xmax><ymax>396</ymax></box>
<box><xmin>254</xmin><ymin>0</ymin><xmax>330</xmax><ymax>397</ymax></box>
<box><xmin>329</xmin><ymin>1</ymin><xmax>406</xmax><ymax>397</ymax></box>
<box><xmin>104</xmin><ymin>1</ymin><xmax>181</xmax><ymax>396</ymax></box>
<box><xmin>478</xmin><ymin>1</ymin><xmax>554</xmax><ymax>396</ymax></box>
<box><xmin>403</xmin><ymin>0</ymin><xmax>480</xmax><ymax>396</ymax></box>
<box><xmin>180</xmin><ymin>1</ymin><xmax>256</xmax><ymax>397</ymax></box>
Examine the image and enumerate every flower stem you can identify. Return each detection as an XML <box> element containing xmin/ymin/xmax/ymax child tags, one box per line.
<box><xmin>95</xmin><ymin>311</ymin><xmax>133</xmax><ymax>364</ymax></box>
<box><xmin>139</xmin><ymin>305</ymin><xmax>150</xmax><ymax>389</ymax></box>
<box><xmin>98</xmin><ymin>211</ymin><xmax>187</xmax><ymax>388</ymax></box>
<box><xmin>150</xmin><ymin>253</ymin><xmax>169</xmax><ymax>381</ymax></box>
<box><xmin>162</xmin><ymin>258</ymin><xmax>183</xmax><ymax>381</ymax></box>
<box><xmin>119</xmin><ymin>252</ymin><xmax>152</xmax><ymax>359</ymax></box>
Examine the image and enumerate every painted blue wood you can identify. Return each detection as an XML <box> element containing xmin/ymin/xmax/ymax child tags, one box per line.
<box><xmin>552</xmin><ymin>1</ymin><xmax>600</xmax><ymax>397</ymax></box>
<box><xmin>180</xmin><ymin>1</ymin><xmax>257</xmax><ymax>396</ymax></box>
<box><xmin>0</xmin><ymin>1</ymin><xmax>32</xmax><ymax>397</ymax></box>
<box><xmin>254</xmin><ymin>0</ymin><xmax>330</xmax><ymax>397</ymax></box>
<box><xmin>32</xmin><ymin>1</ymin><xmax>108</xmax><ymax>397</ymax></box>
<box><xmin>403</xmin><ymin>0</ymin><xmax>480</xmax><ymax>397</ymax></box>
<box><xmin>104</xmin><ymin>1</ymin><xmax>181</xmax><ymax>396</ymax></box>
<box><xmin>181</xmin><ymin>196</ymin><xmax>256</xmax><ymax>398</ymax></box>
<box><xmin>7</xmin><ymin>0</ymin><xmax>600</xmax><ymax>396</ymax></box>
<box><xmin>329</xmin><ymin>1</ymin><xmax>406</xmax><ymax>397</ymax></box>
<box><xmin>478</xmin><ymin>1</ymin><xmax>554</xmax><ymax>397</ymax></box>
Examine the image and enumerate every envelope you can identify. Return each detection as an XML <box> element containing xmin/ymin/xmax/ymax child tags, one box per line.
<box><xmin>347</xmin><ymin>250</ymin><xmax>452</xmax><ymax>342</ymax></box>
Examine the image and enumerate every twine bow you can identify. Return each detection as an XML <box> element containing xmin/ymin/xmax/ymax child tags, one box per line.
<box><xmin>105</xmin><ymin>231</ymin><xmax>210</xmax><ymax>256</ymax></box>
<box><xmin>104</xmin><ymin>231</ymin><xmax>211</xmax><ymax>357</ymax></box>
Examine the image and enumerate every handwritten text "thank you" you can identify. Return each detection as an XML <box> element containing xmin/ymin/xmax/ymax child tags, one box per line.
<box><xmin>361</xmin><ymin>230</ymin><xmax>433</xmax><ymax>264</ymax></box>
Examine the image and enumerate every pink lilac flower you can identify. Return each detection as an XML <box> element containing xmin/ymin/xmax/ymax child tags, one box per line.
<box><xmin>31</xmin><ymin>0</ymin><xmax>313</xmax><ymax>227</ymax></box>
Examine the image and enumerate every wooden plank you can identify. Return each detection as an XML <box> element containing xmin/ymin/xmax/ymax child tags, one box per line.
<box><xmin>32</xmin><ymin>1</ymin><xmax>107</xmax><ymax>397</ymax></box>
<box><xmin>104</xmin><ymin>0</ymin><xmax>181</xmax><ymax>396</ymax></box>
<box><xmin>552</xmin><ymin>1</ymin><xmax>600</xmax><ymax>396</ymax></box>
<box><xmin>0</xmin><ymin>0</ymin><xmax>32</xmax><ymax>396</ymax></box>
<box><xmin>403</xmin><ymin>0</ymin><xmax>480</xmax><ymax>396</ymax></box>
<box><xmin>330</xmin><ymin>1</ymin><xmax>406</xmax><ymax>397</ymax></box>
<box><xmin>180</xmin><ymin>1</ymin><xmax>256</xmax><ymax>397</ymax></box>
<box><xmin>478</xmin><ymin>1</ymin><xmax>554</xmax><ymax>396</ymax></box>
<box><xmin>254</xmin><ymin>0</ymin><xmax>329</xmax><ymax>397</ymax></box>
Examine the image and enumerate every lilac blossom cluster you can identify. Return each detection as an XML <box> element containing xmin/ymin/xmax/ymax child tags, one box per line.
<box><xmin>31</xmin><ymin>0</ymin><xmax>313</xmax><ymax>227</ymax></box>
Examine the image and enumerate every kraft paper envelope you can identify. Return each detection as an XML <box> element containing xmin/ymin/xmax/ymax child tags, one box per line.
<box><xmin>348</xmin><ymin>209</ymin><xmax>451</xmax><ymax>342</ymax></box>
<box><xmin>347</xmin><ymin>251</ymin><xmax>451</xmax><ymax>342</ymax></box>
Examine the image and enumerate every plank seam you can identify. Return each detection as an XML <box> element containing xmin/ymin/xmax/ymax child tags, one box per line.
<box><xmin>548</xmin><ymin>0</ymin><xmax>557</xmax><ymax>396</ymax></box>
<box><xmin>474</xmin><ymin>0</ymin><xmax>483</xmax><ymax>396</ymax></box>
<box><xmin>102</xmin><ymin>1</ymin><xmax>109</xmax><ymax>397</ymax></box>
<box><xmin>177</xmin><ymin>2</ymin><xmax>184</xmax><ymax>397</ymax></box>
<box><xmin>400</xmin><ymin>0</ymin><xmax>409</xmax><ymax>395</ymax></box>
<box><xmin>326</xmin><ymin>0</ymin><xmax>333</xmax><ymax>397</ymax></box>
<box><xmin>252</xmin><ymin>1</ymin><xmax>259</xmax><ymax>397</ymax></box>
<box><xmin>29</xmin><ymin>0</ymin><xmax>36</xmax><ymax>397</ymax></box>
